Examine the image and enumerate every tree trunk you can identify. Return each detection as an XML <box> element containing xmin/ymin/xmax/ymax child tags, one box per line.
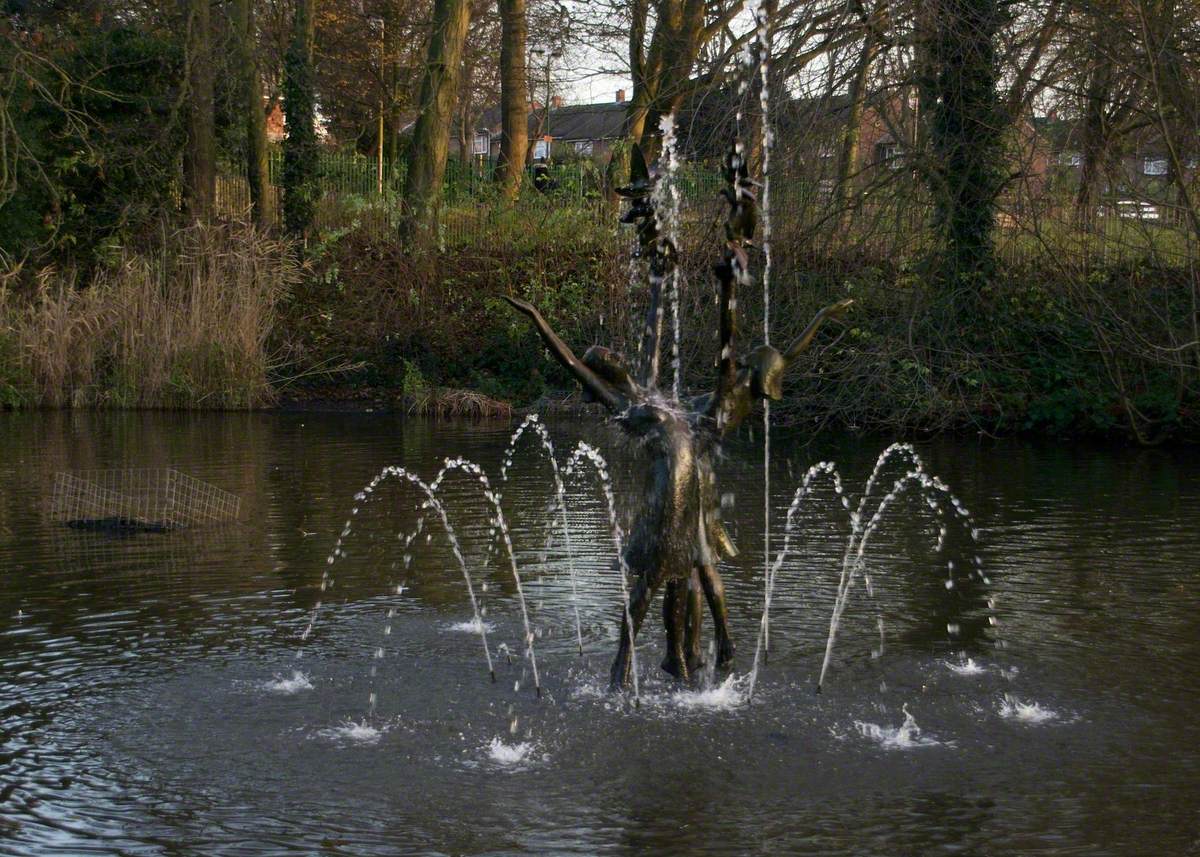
<box><xmin>626</xmin><ymin>88</ymin><xmax>654</xmax><ymax>155</ymax></box>
<box><xmin>626</xmin><ymin>0</ymin><xmax>651</xmax><ymax>145</ymax></box>
<box><xmin>497</xmin><ymin>0</ymin><xmax>528</xmax><ymax>200</ymax></box>
<box><xmin>183</xmin><ymin>0</ymin><xmax>216</xmax><ymax>219</ymax></box>
<box><xmin>402</xmin><ymin>0</ymin><xmax>473</xmax><ymax>241</ymax></box>
<box><xmin>232</xmin><ymin>0</ymin><xmax>270</xmax><ymax>227</ymax></box>
<box><xmin>282</xmin><ymin>0</ymin><xmax>318</xmax><ymax>237</ymax></box>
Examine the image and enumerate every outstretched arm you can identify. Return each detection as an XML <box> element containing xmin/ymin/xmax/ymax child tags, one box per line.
<box><xmin>502</xmin><ymin>296</ymin><xmax>627</xmax><ymax>412</ymax></box>
<box><xmin>783</xmin><ymin>298</ymin><xmax>854</xmax><ymax>364</ymax></box>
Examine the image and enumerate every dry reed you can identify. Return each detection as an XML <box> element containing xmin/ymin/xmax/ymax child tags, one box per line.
<box><xmin>0</xmin><ymin>222</ymin><xmax>298</xmax><ymax>408</ymax></box>
<box><xmin>404</xmin><ymin>387</ymin><xmax>513</xmax><ymax>420</ymax></box>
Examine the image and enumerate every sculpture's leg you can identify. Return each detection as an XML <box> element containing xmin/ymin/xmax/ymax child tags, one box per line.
<box><xmin>609</xmin><ymin>576</ymin><xmax>653</xmax><ymax>691</ymax></box>
<box><xmin>660</xmin><ymin>580</ymin><xmax>690</xmax><ymax>681</ymax></box>
<box><xmin>698</xmin><ymin>563</ymin><xmax>735</xmax><ymax>667</ymax></box>
<box><xmin>684</xmin><ymin>569</ymin><xmax>704</xmax><ymax>675</ymax></box>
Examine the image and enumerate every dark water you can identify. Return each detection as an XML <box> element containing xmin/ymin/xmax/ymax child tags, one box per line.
<box><xmin>1</xmin><ymin>411</ymin><xmax>1198</xmax><ymax>855</ymax></box>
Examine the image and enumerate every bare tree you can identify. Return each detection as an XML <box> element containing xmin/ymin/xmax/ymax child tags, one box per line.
<box><xmin>833</xmin><ymin>0</ymin><xmax>888</xmax><ymax>231</ymax></box>
<box><xmin>626</xmin><ymin>0</ymin><xmax>750</xmax><ymax>155</ymax></box>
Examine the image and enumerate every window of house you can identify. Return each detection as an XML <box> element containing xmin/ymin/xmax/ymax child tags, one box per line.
<box><xmin>573</xmin><ymin>140</ymin><xmax>593</xmax><ymax>156</ymax></box>
<box><xmin>1144</xmin><ymin>157</ymin><xmax>1168</xmax><ymax>176</ymax></box>
<box><xmin>1058</xmin><ymin>152</ymin><xmax>1083</xmax><ymax>167</ymax></box>
<box><xmin>876</xmin><ymin>143</ymin><xmax>902</xmax><ymax>167</ymax></box>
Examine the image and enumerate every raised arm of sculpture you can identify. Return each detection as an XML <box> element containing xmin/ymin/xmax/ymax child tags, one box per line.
<box><xmin>501</xmin><ymin>296</ymin><xmax>629</xmax><ymax>412</ymax></box>
<box><xmin>783</xmin><ymin>298</ymin><xmax>855</xmax><ymax>363</ymax></box>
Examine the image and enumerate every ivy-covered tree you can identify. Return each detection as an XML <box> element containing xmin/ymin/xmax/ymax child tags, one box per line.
<box><xmin>282</xmin><ymin>0</ymin><xmax>319</xmax><ymax>238</ymax></box>
<box><xmin>920</xmin><ymin>0</ymin><xmax>1008</xmax><ymax>285</ymax></box>
<box><xmin>231</xmin><ymin>0</ymin><xmax>270</xmax><ymax>227</ymax></box>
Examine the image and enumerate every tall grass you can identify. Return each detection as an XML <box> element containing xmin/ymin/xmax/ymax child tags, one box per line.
<box><xmin>0</xmin><ymin>222</ymin><xmax>298</xmax><ymax>408</ymax></box>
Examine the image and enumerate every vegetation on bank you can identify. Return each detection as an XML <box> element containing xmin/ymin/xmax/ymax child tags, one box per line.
<box><xmin>0</xmin><ymin>211</ymin><xmax>1196</xmax><ymax>444</ymax></box>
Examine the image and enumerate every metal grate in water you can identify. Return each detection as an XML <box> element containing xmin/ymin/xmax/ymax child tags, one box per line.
<box><xmin>51</xmin><ymin>468</ymin><xmax>241</xmax><ymax>530</ymax></box>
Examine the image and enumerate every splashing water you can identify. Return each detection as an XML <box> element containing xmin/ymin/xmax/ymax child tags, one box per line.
<box><xmin>262</xmin><ymin>670</ymin><xmax>313</xmax><ymax>694</ymax></box>
<box><xmin>746</xmin><ymin>0</ymin><xmax>776</xmax><ymax>663</ymax></box>
<box><xmin>319</xmin><ymin>432</ymin><xmax>998</xmax><ymax>716</ymax></box>
<box><xmin>438</xmin><ymin>456</ymin><xmax>541</xmax><ymax>696</ymax></box>
<box><xmin>312</xmin><ymin>447</ymin><xmax>576</xmax><ymax>716</ymax></box>
<box><xmin>317</xmin><ymin>425</ymin><xmax>648</xmax><ymax>716</ymax></box>
<box><xmin>671</xmin><ymin>674</ymin><xmax>747</xmax><ymax>711</ymax></box>
<box><xmin>998</xmin><ymin>694</ymin><xmax>1058</xmax><ymax>724</ymax></box>
<box><xmin>816</xmin><ymin>444</ymin><xmax>993</xmax><ymax>690</ymax></box>
<box><xmin>301</xmin><ymin>463</ymin><xmax>496</xmax><ymax>721</ymax></box>
<box><xmin>750</xmin><ymin>443</ymin><xmax>997</xmax><ymax>697</ymax></box>
<box><xmin>383</xmin><ymin>455</ymin><xmax>544</xmax><ymax>698</ymax></box>
<box><xmin>486</xmin><ymin>737</ymin><xmax>537</xmax><ymax>766</ymax></box>
<box><xmin>565</xmin><ymin>442</ymin><xmax>640</xmax><ymax>702</ymax></box>
<box><xmin>318</xmin><ymin>719</ymin><xmax>387</xmax><ymax>746</ymax></box>
<box><xmin>854</xmin><ymin>705</ymin><xmax>945</xmax><ymax>750</ymax></box>
<box><xmin>368</xmin><ymin>465</ymin><xmax>499</xmax><ymax>713</ymax></box>
<box><xmin>945</xmin><ymin>657</ymin><xmax>986</xmax><ymax>676</ymax></box>
<box><xmin>750</xmin><ymin>460</ymin><xmax>849</xmax><ymax>697</ymax></box>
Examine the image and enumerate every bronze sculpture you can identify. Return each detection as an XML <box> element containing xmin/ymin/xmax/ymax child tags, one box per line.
<box><xmin>504</xmin><ymin>141</ymin><xmax>852</xmax><ymax>689</ymax></box>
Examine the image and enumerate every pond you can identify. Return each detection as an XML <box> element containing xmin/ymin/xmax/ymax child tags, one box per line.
<box><xmin>1</xmin><ymin>411</ymin><xmax>1198</xmax><ymax>855</ymax></box>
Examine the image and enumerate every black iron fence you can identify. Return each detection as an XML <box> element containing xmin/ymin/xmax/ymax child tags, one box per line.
<box><xmin>215</xmin><ymin>150</ymin><xmax>1197</xmax><ymax>270</ymax></box>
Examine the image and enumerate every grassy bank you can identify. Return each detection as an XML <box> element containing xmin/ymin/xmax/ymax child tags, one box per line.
<box><xmin>1</xmin><ymin>215</ymin><xmax>1196</xmax><ymax>443</ymax></box>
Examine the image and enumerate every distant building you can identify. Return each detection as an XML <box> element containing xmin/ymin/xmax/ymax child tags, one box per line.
<box><xmin>266</xmin><ymin>99</ymin><xmax>285</xmax><ymax>143</ymax></box>
<box><xmin>1036</xmin><ymin>115</ymin><xmax>1197</xmax><ymax>217</ymax></box>
<box><xmin>263</xmin><ymin>98</ymin><xmax>329</xmax><ymax>144</ymax></box>
<box><xmin>460</xmin><ymin>90</ymin><xmax>630</xmax><ymax>163</ymax></box>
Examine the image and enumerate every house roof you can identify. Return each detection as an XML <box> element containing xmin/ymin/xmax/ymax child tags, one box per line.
<box><xmin>544</xmin><ymin>102</ymin><xmax>628</xmax><ymax>141</ymax></box>
<box><xmin>476</xmin><ymin>100</ymin><xmax>628</xmax><ymax>141</ymax></box>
